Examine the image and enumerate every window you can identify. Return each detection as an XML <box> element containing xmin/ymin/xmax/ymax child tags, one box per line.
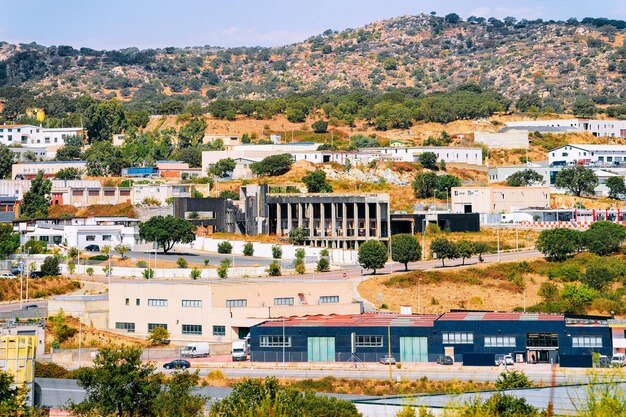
<box><xmin>72</xmin><ymin>189</ymin><xmax>84</xmax><ymax>196</ymax></box>
<box><xmin>260</xmin><ymin>336</ymin><xmax>291</xmax><ymax>347</ymax></box>
<box><xmin>182</xmin><ymin>299</ymin><xmax>202</xmax><ymax>308</ymax></box>
<box><xmin>572</xmin><ymin>336</ymin><xmax>602</xmax><ymax>348</ymax></box>
<box><xmin>442</xmin><ymin>332</ymin><xmax>474</xmax><ymax>344</ymax></box>
<box><xmin>148</xmin><ymin>323</ymin><xmax>168</xmax><ymax>332</ymax></box>
<box><xmin>120</xmin><ymin>189</ymin><xmax>131</xmax><ymax>196</ymax></box>
<box><xmin>104</xmin><ymin>189</ymin><xmax>115</xmax><ymax>196</ymax></box>
<box><xmin>274</xmin><ymin>297</ymin><xmax>294</xmax><ymax>306</ymax></box>
<box><xmin>319</xmin><ymin>295</ymin><xmax>339</xmax><ymax>304</ymax></box>
<box><xmin>86</xmin><ymin>235</ymin><xmax>95</xmax><ymax>241</ymax></box>
<box><xmin>484</xmin><ymin>336</ymin><xmax>516</xmax><ymax>347</ymax></box>
<box><xmin>115</xmin><ymin>322</ymin><xmax>135</xmax><ymax>333</ymax></box>
<box><xmin>88</xmin><ymin>189</ymin><xmax>99</xmax><ymax>196</ymax></box>
<box><xmin>136</xmin><ymin>298</ymin><xmax>140</xmax><ymax>306</ymax></box>
<box><xmin>148</xmin><ymin>299</ymin><xmax>168</xmax><ymax>307</ymax></box>
<box><xmin>356</xmin><ymin>335</ymin><xmax>383</xmax><ymax>347</ymax></box>
<box><xmin>125</xmin><ymin>298</ymin><xmax>129</xmax><ymax>306</ymax></box>
<box><xmin>213</xmin><ymin>325</ymin><xmax>226</xmax><ymax>336</ymax></box>
<box><xmin>182</xmin><ymin>324</ymin><xmax>202</xmax><ymax>335</ymax></box>
<box><xmin>102</xmin><ymin>235</ymin><xmax>112</xmax><ymax>241</ymax></box>
<box><xmin>226</xmin><ymin>299</ymin><xmax>247</xmax><ymax>307</ymax></box>
<box><xmin>526</xmin><ymin>333</ymin><xmax>558</xmax><ymax>348</ymax></box>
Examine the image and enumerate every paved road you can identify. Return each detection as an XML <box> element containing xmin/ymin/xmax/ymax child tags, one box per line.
<box><xmin>127</xmin><ymin>249</ymin><xmax>292</xmax><ymax>267</ymax></box>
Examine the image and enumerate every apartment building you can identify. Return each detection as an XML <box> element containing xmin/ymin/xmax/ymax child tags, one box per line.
<box><xmin>451</xmin><ymin>186</ymin><xmax>550</xmax><ymax>214</ymax></box>
<box><xmin>108</xmin><ymin>280</ymin><xmax>361</xmax><ymax>343</ymax></box>
<box><xmin>548</xmin><ymin>144</ymin><xmax>626</xmax><ymax>166</ymax></box>
<box><xmin>0</xmin><ymin>124</ymin><xmax>85</xmax><ymax>147</ymax></box>
<box><xmin>11</xmin><ymin>161</ymin><xmax>87</xmax><ymax>180</ymax></box>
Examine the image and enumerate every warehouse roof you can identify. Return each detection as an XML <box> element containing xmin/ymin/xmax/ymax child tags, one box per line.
<box><xmin>258</xmin><ymin>313</ymin><xmax>439</xmax><ymax>328</ymax></box>
<box><xmin>438</xmin><ymin>311</ymin><xmax>564</xmax><ymax>321</ymax></box>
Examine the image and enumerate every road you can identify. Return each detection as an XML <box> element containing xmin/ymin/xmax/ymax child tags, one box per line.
<box><xmin>127</xmin><ymin>249</ymin><xmax>290</xmax><ymax>267</ymax></box>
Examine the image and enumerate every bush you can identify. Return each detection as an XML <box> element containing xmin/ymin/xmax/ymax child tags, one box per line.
<box><xmin>295</xmin><ymin>261</ymin><xmax>305</xmax><ymax>274</ymax></box>
<box><xmin>41</xmin><ymin>256</ymin><xmax>60</xmax><ymax>276</ymax></box>
<box><xmin>136</xmin><ymin>260</ymin><xmax>147</xmax><ymax>268</ymax></box>
<box><xmin>217</xmin><ymin>241</ymin><xmax>233</xmax><ymax>254</ymax></box>
<box><xmin>88</xmin><ymin>255</ymin><xmax>109</xmax><ymax>261</ymax></box>
<box><xmin>536</xmin><ymin>228</ymin><xmax>582</xmax><ymax>261</ymax></box>
<box><xmin>176</xmin><ymin>257</ymin><xmax>188</xmax><ymax>268</ymax></box>
<box><xmin>316</xmin><ymin>257</ymin><xmax>330</xmax><ymax>272</ymax></box>
<box><xmin>272</xmin><ymin>245</ymin><xmax>282</xmax><ymax>259</ymax></box>
<box><xmin>24</xmin><ymin>239</ymin><xmax>47</xmax><ymax>254</ymax></box>
<box><xmin>35</xmin><ymin>361</ymin><xmax>69</xmax><ymax>378</ymax></box>
<box><xmin>495</xmin><ymin>370</ymin><xmax>533</xmax><ymax>389</ymax></box>
<box><xmin>143</xmin><ymin>268</ymin><xmax>154</xmax><ymax>279</ymax></box>
<box><xmin>243</xmin><ymin>242</ymin><xmax>254</xmax><ymax>256</ymax></box>
<box><xmin>190</xmin><ymin>267</ymin><xmax>201</xmax><ymax>280</ymax></box>
<box><xmin>217</xmin><ymin>259</ymin><xmax>230</xmax><ymax>279</ymax></box>
<box><xmin>68</xmin><ymin>261</ymin><xmax>76</xmax><ymax>275</ymax></box>
<box><xmin>267</xmin><ymin>260</ymin><xmax>282</xmax><ymax>276</ymax></box>
<box><xmin>584</xmin><ymin>221</ymin><xmax>626</xmax><ymax>256</ymax></box>
<box><xmin>86</xmin><ymin>267</ymin><xmax>94</xmax><ymax>276</ymax></box>
<box><xmin>546</xmin><ymin>263</ymin><xmax>582</xmax><ymax>281</ymax></box>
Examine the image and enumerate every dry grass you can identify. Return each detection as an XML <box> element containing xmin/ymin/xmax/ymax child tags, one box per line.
<box><xmin>47</xmin><ymin>316</ymin><xmax>148</xmax><ymax>349</ymax></box>
<box><xmin>48</xmin><ymin>203</ymin><xmax>136</xmax><ymax>218</ymax></box>
<box><xmin>0</xmin><ymin>277</ymin><xmax>81</xmax><ymax>302</ymax></box>
<box><xmin>551</xmin><ymin>194</ymin><xmax>621</xmax><ymax>210</ymax></box>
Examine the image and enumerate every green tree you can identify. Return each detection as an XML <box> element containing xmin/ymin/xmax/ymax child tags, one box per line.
<box><xmin>358</xmin><ymin>240</ymin><xmax>388</xmax><ymax>274</ymax></box>
<box><xmin>536</xmin><ymin>228</ymin><xmax>582</xmax><ymax>261</ymax></box>
<box><xmin>55</xmin><ymin>167</ymin><xmax>83</xmax><ymax>180</ymax></box>
<box><xmin>418</xmin><ymin>152</ymin><xmax>438</xmax><ymax>170</ymax></box>
<box><xmin>456</xmin><ymin>240</ymin><xmax>475</xmax><ymax>265</ymax></box>
<box><xmin>583</xmin><ymin>221</ymin><xmax>626</xmax><ymax>255</ymax></box>
<box><xmin>302</xmin><ymin>169</ymin><xmax>333</xmax><ymax>193</ymax></box>
<box><xmin>55</xmin><ymin>145</ymin><xmax>82</xmax><ymax>161</ymax></box>
<box><xmin>153</xmin><ymin>371</ymin><xmax>207</xmax><ymax>417</ymax></box>
<box><xmin>0</xmin><ymin>371</ymin><xmax>36</xmax><ymax>417</ymax></box>
<box><xmin>267</xmin><ymin>260</ymin><xmax>282</xmax><ymax>276</ymax></box>
<box><xmin>560</xmin><ymin>283</ymin><xmax>597</xmax><ymax>314</ymax></box>
<box><xmin>555</xmin><ymin>166</ymin><xmax>598</xmax><ymax>196</ymax></box>
<box><xmin>507</xmin><ymin>169</ymin><xmax>544</xmax><ymax>186</ymax></box>
<box><xmin>84</xmin><ymin>99</ymin><xmax>126</xmax><ymax>143</ymax></box>
<box><xmin>114</xmin><ymin>244</ymin><xmax>129</xmax><ymax>260</ymax></box>
<box><xmin>250</xmin><ymin>154</ymin><xmax>293</xmax><ymax>176</ymax></box>
<box><xmin>311</xmin><ymin>120</ymin><xmax>328</xmax><ymax>133</ymax></box>
<box><xmin>391</xmin><ymin>234</ymin><xmax>421</xmax><ymax>271</ymax></box>
<box><xmin>495</xmin><ymin>370</ymin><xmax>533</xmax><ymax>389</ymax></box>
<box><xmin>606</xmin><ymin>176</ymin><xmax>626</xmax><ymax>199</ymax></box>
<box><xmin>430</xmin><ymin>238</ymin><xmax>458</xmax><ymax>267</ymax></box>
<box><xmin>435</xmin><ymin>174</ymin><xmax>461</xmax><ymax>198</ymax></box>
<box><xmin>69</xmin><ymin>346</ymin><xmax>162</xmax><ymax>417</ymax></box>
<box><xmin>41</xmin><ymin>256</ymin><xmax>60</xmax><ymax>276</ymax></box>
<box><xmin>0</xmin><ymin>224</ymin><xmax>19</xmax><ymax>258</ymax></box>
<box><xmin>516</xmin><ymin>93</ymin><xmax>543</xmax><ymax>112</ymax></box>
<box><xmin>572</xmin><ymin>99</ymin><xmax>597</xmax><ymax>118</ymax></box>
<box><xmin>473</xmin><ymin>241</ymin><xmax>489</xmax><ymax>262</ymax></box>
<box><xmin>84</xmin><ymin>140</ymin><xmax>128</xmax><ymax>176</ymax></box>
<box><xmin>412</xmin><ymin>171</ymin><xmax>438</xmax><ymax>199</ymax></box>
<box><xmin>219</xmin><ymin>190</ymin><xmax>239</xmax><ymax>200</ymax></box>
<box><xmin>288</xmin><ymin>227</ymin><xmax>307</xmax><ymax>245</ymax></box>
<box><xmin>148</xmin><ymin>326</ymin><xmax>170</xmax><ymax>346</ymax></box>
<box><xmin>21</xmin><ymin>171</ymin><xmax>52</xmax><ymax>218</ymax></box>
<box><xmin>243</xmin><ymin>242</ymin><xmax>254</xmax><ymax>256</ymax></box>
<box><xmin>350</xmin><ymin>134</ymin><xmax>380</xmax><ymax>149</ymax></box>
<box><xmin>217</xmin><ymin>241</ymin><xmax>233</xmax><ymax>254</ymax></box>
<box><xmin>178</xmin><ymin>118</ymin><xmax>207</xmax><ymax>148</ymax></box>
<box><xmin>444</xmin><ymin>13</ymin><xmax>461</xmax><ymax>23</ymax></box>
<box><xmin>272</xmin><ymin>245</ymin><xmax>283</xmax><ymax>259</ymax></box>
<box><xmin>176</xmin><ymin>147</ymin><xmax>204</xmax><ymax>168</ymax></box>
<box><xmin>138</xmin><ymin>216</ymin><xmax>196</xmax><ymax>253</ymax></box>
<box><xmin>0</xmin><ymin>144</ymin><xmax>14</xmax><ymax>179</ymax></box>
<box><xmin>583</xmin><ymin>266</ymin><xmax>614</xmax><ymax>292</ymax></box>
<box><xmin>208</xmin><ymin>158</ymin><xmax>236</xmax><ymax>178</ymax></box>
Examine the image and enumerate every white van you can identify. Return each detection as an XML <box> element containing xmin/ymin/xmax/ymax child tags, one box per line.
<box><xmin>611</xmin><ymin>353</ymin><xmax>626</xmax><ymax>367</ymax></box>
<box><xmin>181</xmin><ymin>343</ymin><xmax>210</xmax><ymax>358</ymax></box>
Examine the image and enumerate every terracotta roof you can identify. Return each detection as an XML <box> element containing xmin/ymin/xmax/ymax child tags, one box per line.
<box><xmin>258</xmin><ymin>313</ymin><xmax>439</xmax><ymax>328</ymax></box>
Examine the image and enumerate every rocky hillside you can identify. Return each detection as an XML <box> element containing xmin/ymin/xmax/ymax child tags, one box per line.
<box><xmin>1</xmin><ymin>14</ymin><xmax>625</xmax><ymax>107</ymax></box>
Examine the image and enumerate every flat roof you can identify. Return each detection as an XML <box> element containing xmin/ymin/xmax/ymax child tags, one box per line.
<box><xmin>15</xmin><ymin>160</ymin><xmax>86</xmax><ymax>165</ymax></box>
<box><xmin>257</xmin><ymin>313</ymin><xmax>439</xmax><ymax>328</ymax></box>
<box><xmin>438</xmin><ymin>311</ymin><xmax>564</xmax><ymax>321</ymax></box>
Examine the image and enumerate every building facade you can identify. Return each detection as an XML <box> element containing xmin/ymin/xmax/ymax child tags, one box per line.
<box><xmin>0</xmin><ymin>124</ymin><xmax>85</xmax><ymax>147</ymax></box>
<box><xmin>506</xmin><ymin>119</ymin><xmax>626</xmax><ymax>138</ymax></box>
<box><xmin>451</xmin><ymin>186</ymin><xmax>550</xmax><ymax>214</ymax></box>
<box><xmin>12</xmin><ymin>161</ymin><xmax>87</xmax><ymax>180</ymax></box>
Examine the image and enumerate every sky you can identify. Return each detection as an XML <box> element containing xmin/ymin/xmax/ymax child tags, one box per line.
<box><xmin>1</xmin><ymin>0</ymin><xmax>625</xmax><ymax>50</ymax></box>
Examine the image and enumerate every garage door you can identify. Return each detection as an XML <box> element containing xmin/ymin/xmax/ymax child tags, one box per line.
<box><xmin>307</xmin><ymin>337</ymin><xmax>335</xmax><ymax>362</ymax></box>
<box><xmin>400</xmin><ymin>337</ymin><xmax>428</xmax><ymax>362</ymax></box>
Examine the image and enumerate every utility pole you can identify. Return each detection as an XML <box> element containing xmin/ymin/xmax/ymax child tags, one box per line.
<box><xmin>387</xmin><ymin>325</ymin><xmax>392</xmax><ymax>382</ymax></box>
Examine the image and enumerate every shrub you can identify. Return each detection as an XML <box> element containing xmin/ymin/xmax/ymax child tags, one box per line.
<box><xmin>217</xmin><ymin>259</ymin><xmax>230</xmax><ymax>279</ymax></box>
<box><xmin>381</xmin><ymin>303</ymin><xmax>388</xmax><ymax>309</ymax></box>
<box><xmin>35</xmin><ymin>361</ymin><xmax>69</xmax><ymax>378</ymax></box>
<box><xmin>495</xmin><ymin>370</ymin><xmax>533</xmax><ymax>389</ymax></box>
<box><xmin>267</xmin><ymin>260</ymin><xmax>282</xmax><ymax>276</ymax></box>
<box><xmin>547</xmin><ymin>263</ymin><xmax>582</xmax><ymax>281</ymax></box>
<box><xmin>41</xmin><ymin>256</ymin><xmax>60</xmax><ymax>276</ymax></box>
<box><xmin>86</xmin><ymin>267</ymin><xmax>94</xmax><ymax>276</ymax></box>
<box><xmin>204</xmin><ymin>259</ymin><xmax>210</xmax><ymax>266</ymax></box>
<box><xmin>295</xmin><ymin>261</ymin><xmax>306</xmax><ymax>274</ymax></box>
<box><xmin>136</xmin><ymin>260</ymin><xmax>147</xmax><ymax>268</ymax></box>
<box><xmin>272</xmin><ymin>245</ymin><xmax>282</xmax><ymax>259</ymax></box>
<box><xmin>295</xmin><ymin>248</ymin><xmax>306</xmax><ymax>261</ymax></box>
<box><xmin>148</xmin><ymin>326</ymin><xmax>170</xmax><ymax>346</ymax></box>
<box><xmin>88</xmin><ymin>255</ymin><xmax>108</xmax><ymax>261</ymax></box>
<box><xmin>143</xmin><ymin>268</ymin><xmax>154</xmax><ymax>279</ymax></box>
<box><xmin>316</xmin><ymin>257</ymin><xmax>330</xmax><ymax>272</ymax></box>
<box><xmin>217</xmin><ymin>241</ymin><xmax>233</xmax><ymax>254</ymax></box>
<box><xmin>536</xmin><ymin>228</ymin><xmax>582</xmax><ymax>261</ymax></box>
<box><xmin>176</xmin><ymin>257</ymin><xmax>188</xmax><ymax>268</ymax></box>
<box><xmin>24</xmin><ymin>239</ymin><xmax>47</xmax><ymax>254</ymax></box>
<box><xmin>190</xmin><ymin>267</ymin><xmax>201</xmax><ymax>280</ymax></box>
<box><xmin>243</xmin><ymin>242</ymin><xmax>254</xmax><ymax>256</ymax></box>
<box><xmin>68</xmin><ymin>261</ymin><xmax>76</xmax><ymax>275</ymax></box>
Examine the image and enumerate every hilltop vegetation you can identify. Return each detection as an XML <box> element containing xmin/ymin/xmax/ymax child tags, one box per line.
<box><xmin>0</xmin><ymin>13</ymin><xmax>625</xmax><ymax>119</ymax></box>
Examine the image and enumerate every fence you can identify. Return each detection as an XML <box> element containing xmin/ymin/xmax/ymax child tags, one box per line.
<box><xmin>0</xmin><ymin>307</ymin><xmax>48</xmax><ymax>320</ymax></box>
<box><xmin>250</xmin><ymin>351</ymin><xmax>388</xmax><ymax>363</ymax></box>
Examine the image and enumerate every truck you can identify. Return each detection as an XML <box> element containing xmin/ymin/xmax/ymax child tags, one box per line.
<box><xmin>181</xmin><ymin>343</ymin><xmax>210</xmax><ymax>358</ymax></box>
<box><xmin>231</xmin><ymin>339</ymin><xmax>249</xmax><ymax>361</ymax></box>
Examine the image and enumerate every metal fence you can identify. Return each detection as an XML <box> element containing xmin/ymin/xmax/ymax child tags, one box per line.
<box><xmin>47</xmin><ymin>347</ymin><xmax>184</xmax><ymax>364</ymax></box>
<box><xmin>250</xmin><ymin>351</ymin><xmax>386</xmax><ymax>363</ymax></box>
<box><xmin>0</xmin><ymin>307</ymin><xmax>48</xmax><ymax>320</ymax></box>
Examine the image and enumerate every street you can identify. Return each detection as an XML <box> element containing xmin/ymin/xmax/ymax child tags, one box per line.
<box><xmin>127</xmin><ymin>249</ymin><xmax>291</xmax><ymax>267</ymax></box>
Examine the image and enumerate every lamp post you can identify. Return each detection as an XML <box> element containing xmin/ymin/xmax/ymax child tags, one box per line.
<box><xmin>282</xmin><ymin>316</ymin><xmax>286</xmax><ymax>379</ymax></box>
<box><xmin>422</xmin><ymin>218</ymin><xmax>427</xmax><ymax>261</ymax></box>
<box><xmin>497</xmin><ymin>221</ymin><xmax>501</xmax><ymax>262</ymax></box>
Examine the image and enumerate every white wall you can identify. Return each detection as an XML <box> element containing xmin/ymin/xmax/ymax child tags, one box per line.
<box><xmin>474</xmin><ymin>131</ymin><xmax>529</xmax><ymax>149</ymax></box>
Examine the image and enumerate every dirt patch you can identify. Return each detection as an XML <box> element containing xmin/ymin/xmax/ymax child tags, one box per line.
<box><xmin>0</xmin><ymin>277</ymin><xmax>81</xmax><ymax>302</ymax></box>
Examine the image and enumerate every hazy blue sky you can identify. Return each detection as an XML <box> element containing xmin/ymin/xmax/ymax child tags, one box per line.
<box><xmin>1</xmin><ymin>0</ymin><xmax>625</xmax><ymax>49</ymax></box>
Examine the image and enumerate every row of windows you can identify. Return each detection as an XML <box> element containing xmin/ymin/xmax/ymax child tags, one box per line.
<box><xmin>115</xmin><ymin>322</ymin><xmax>135</xmax><ymax>333</ymax></box>
<box><xmin>182</xmin><ymin>299</ymin><xmax>202</xmax><ymax>308</ymax></box>
<box><xmin>319</xmin><ymin>296</ymin><xmax>339</xmax><ymax>304</ymax></box>
<box><xmin>182</xmin><ymin>325</ymin><xmax>202</xmax><ymax>335</ymax></box>
<box><xmin>484</xmin><ymin>336</ymin><xmax>516</xmax><ymax>347</ymax></box>
<box><xmin>148</xmin><ymin>299</ymin><xmax>168</xmax><ymax>307</ymax></box>
<box><xmin>148</xmin><ymin>323</ymin><xmax>167</xmax><ymax>331</ymax></box>
<box><xmin>124</xmin><ymin>296</ymin><xmax>340</xmax><ymax>308</ymax></box>
<box><xmin>572</xmin><ymin>336</ymin><xmax>603</xmax><ymax>348</ymax></box>
<box><xmin>356</xmin><ymin>335</ymin><xmax>383</xmax><ymax>347</ymax></box>
<box><xmin>443</xmin><ymin>332</ymin><xmax>474</xmax><ymax>344</ymax></box>
<box><xmin>226</xmin><ymin>299</ymin><xmax>247</xmax><ymax>307</ymax></box>
<box><xmin>260</xmin><ymin>336</ymin><xmax>292</xmax><ymax>347</ymax></box>
<box><xmin>274</xmin><ymin>297</ymin><xmax>294</xmax><ymax>306</ymax></box>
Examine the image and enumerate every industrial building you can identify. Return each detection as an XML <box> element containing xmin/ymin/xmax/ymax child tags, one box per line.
<box><xmin>250</xmin><ymin>311</ymin><xmax>612</xmax><ymax>366</ymax></box>
<box><xmin>451</xmin><ymin>186</ymin><xmax>550</xmax><ymax>214</ymax></box>
<box><xmin>506</xmin><ymin>119</ymin><xmax>626</xmax><ymax>138</ymax></box>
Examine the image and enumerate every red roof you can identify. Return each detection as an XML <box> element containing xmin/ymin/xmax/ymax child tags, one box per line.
<box><xmin>437</xmin><ymin>312</ymin><xmax>564</xmax><ymax>321</ymax></box>
<box><xmin>258</xmin><ymin>313</ymin><xmax>439</xmax><ymax>328</ymax></box>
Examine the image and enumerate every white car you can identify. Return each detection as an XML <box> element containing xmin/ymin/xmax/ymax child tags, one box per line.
<box><xmin>0</xmin><ymin>273</ymin><xmax>16</xmax><ymax>279</ymax></box>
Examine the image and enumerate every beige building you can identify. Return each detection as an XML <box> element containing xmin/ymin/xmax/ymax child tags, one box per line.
<box><xmin>12</xmin><ymin>160</ymin><xmax>87</xmax><ymax>180</ymax></box>
<box><xmin>109</xmin><ymin>279</ymin><xmax>361</xmax><ymax>343</ymax></box>
<box><xmin>451</xmin><ymin>186</ymin><xmax>550</xmax><ymax>214</ymax></box>
<box><xmin>48</xmin><ymin>294</ymin><xmax>109</xmax><ymax>329</ymax></box>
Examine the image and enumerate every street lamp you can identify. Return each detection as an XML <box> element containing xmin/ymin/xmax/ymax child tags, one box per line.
<box><xmin>421</xmin><ymin>218</ymin><xmax>427</xmax><ymax>260</ymax></box>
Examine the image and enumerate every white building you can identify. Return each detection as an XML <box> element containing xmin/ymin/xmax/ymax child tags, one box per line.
<box><xmin>451</xmin><ymin>186</ymin><xmax>550</xmax><ymax>214</ymax></box>
<box><xmin>506</xmin><ymin>119</ymin><xmax>626</xmax><ymax>138</ymax></box>
<box><xmin>13</xmin><ymin>216</ymin><xmax>142</xmax><ymax>250</ymax></box>
<box><xmin>548</xmin><ymin>144</ymin><xmax>626</xmax><ymax>167</ymax></box>
<box><xmin>12</xmin><ymin>161</ymin><xmax>87</xmax><ymax>180</ymax></box>
<box><xmin>0</xmin><ymin>124</ymin><xmax>85</xmax><ymax>148</ymax></box>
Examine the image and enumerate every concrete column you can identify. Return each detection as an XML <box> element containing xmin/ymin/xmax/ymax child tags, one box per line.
<box><xmin>286</xmin><ymin>203</ymin><xmax>292</xmax><ymax>234</ymax></box>
<box><xmin>308</xmin><ymin>203</ymin><xmax>314</xmax><ymax>237</ymax></box>
<box><xmin>354</xmin><ymin>202</ymin><xmax>358</xmax><ymax>237</ymax></box>
<box><xmin>276</xmin><ymin>203</ymin><xmax>282</xmax><ymax>236</ymax></box>
<box><xmin>320</xmin><ymin>203</ymin><xmax>325</xmax><ymax>237</ymax></box>
<box><xmin>365</xmin><ymin>202</ymin><xmax>370</xmax><ymax>238</ymax></box>
<box><xmin>331</xmin><ymin>203</ymin><xmax>336</xmax><ymax>237</ymax></box>
<box><xmin>376</xmin><ymin>203</ymin><xmax>382</xmax><ymax>238</ymax></box>
<box><xmin>298</xmin><ymin>203</ymin><xmax>303</xmax><ymax>228</ymax></box>
<box><xmin>342</xmin><ymin>203</ymin><xmax>347</xmax><ymax>237</ymax></box>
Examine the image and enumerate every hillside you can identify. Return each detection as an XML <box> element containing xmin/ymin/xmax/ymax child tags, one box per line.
<box><xmin>1</xmin><ymin>14</ymin><xmax>625</xmax><ymax>108</ymax></box>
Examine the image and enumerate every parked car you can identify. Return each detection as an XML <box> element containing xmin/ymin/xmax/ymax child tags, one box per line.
<box><xmin>30</xmin><ymin>271</ymin><xmax>44</xmax><ymax>279</ymax></box>
<box><xmin>598</xmin><ymin>355</ymin><xmax>611</xmax><ymax>368</ymax></box>
<box><xmin>85</xmin><ymin>245</ymin><xmax>100</xmax><ymax>252</ymax></box>
<box><xmin>11</xmin><ymin>265</ymin><xmax>22</xmax><ymax>275</ymax></box>
<box><xmin>163</xmin><ymin>359</ymin><xmax>191</xmax><ymax>370</ymax></box>
<box><xmin>611</xmin><ymin>353</ymin><xmax>626</xmax><ymax>367</ymax></box>
<box><xmin>436</xmin><ymin>355</ymin><xmax>454</xmax><ymax>365</ymax></box>
<box><xmin>503</xmin><ymin>354</ymin><xmax>514</xmax><ymax>365</ymax></box>
<box><xmin>0</xmin><ymin>273</ymin><xmax>16</xmax><ymax>279</ymax></box>
<box><xmin>379</xmin><ymin>355</ymin><xmax>396</xmax><ymax>365</ymax></box>
<box><xmin>21</xmin><ymin>304</ymin><xmax>39</xmax><ymax>310</ymax></box>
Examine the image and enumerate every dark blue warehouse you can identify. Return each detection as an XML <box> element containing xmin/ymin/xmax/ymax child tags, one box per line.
<box><xmin>249</xmin><ymin>311</ymin><xmax>612</xmax><ymax>367</ymax></box>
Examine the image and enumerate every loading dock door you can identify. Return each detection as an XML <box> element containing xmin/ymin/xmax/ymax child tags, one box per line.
<box><xmin>307</xmin><ymin>337</ymin><xmax>336</xmax><ymax>362</ymax></box>
<box><xmin>400</xmin><ymin>337</ymin><xmax>428</xmax><ymax>362</ymax></box>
